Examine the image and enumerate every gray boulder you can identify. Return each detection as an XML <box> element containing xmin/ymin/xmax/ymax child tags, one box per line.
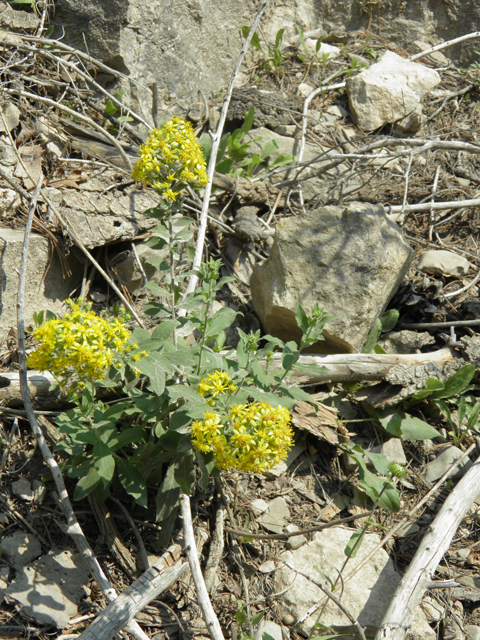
<box><xmin>250</xmin><ymin>202</ymin><xmax>413</xmax><ymax>353</ymax></box>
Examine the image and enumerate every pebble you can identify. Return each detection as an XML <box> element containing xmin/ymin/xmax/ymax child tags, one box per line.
<box><xmin>417</xmin><ymin>249</ymin><xmax>470</xmax><ymax>278</ymax></box>
<box><xmin>466</xmin><ymin>625</ymin><xmax>480</xmax><ymax>640</ymax></box>
<box><xmin>12</xmin><ymin>478</ymin><xmax>34</xmax><ymax>501</ymax></box>
<box><xmin>258</xmin><ymin>561</ymin><xmax>276</xmax><ymax>574</ymax></box>
<box><xmin>282</xmin><ymin>613</ymin><xmax>295</xmax><ymax>625</ymax></box>
<box><xmin>425</xmin><ymin>445</ymin><xmax>473</xmax><ymax>483</ymax></box>
<box><xmin>1</xmin><ymin>532</ymin><xmax>42</xmax><ymax>567</ymax></box>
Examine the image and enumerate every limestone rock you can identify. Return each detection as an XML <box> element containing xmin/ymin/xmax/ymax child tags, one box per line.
<box><xmin>346</xmin><ymin>51</ymin><xmax>440</xmax><ymax>131</ymax></box>
<box><xmin>6</xmin><ymin>549</ymin><xmax>88</xmax><ymax>628</ymax></box>
<box><xmin>0</xmin><ymin>3</ymin><xmax>39</xmax><ymax>31</ymax></box>
<box><xmin>276</xmin><ymin>527</ymin><xmax>401</xmax><ymax>636</ymax></box>
<box><xmin>244</xmin><ymin>127</ymin><xmax>356</xmax><ymax>202</ymax></box>
<box><xmin>12</xmin><ymin>479</ymin><xmax>34</xmax><ymax>502</ymax></box>
<box><xmin>0</xmin><ymin>229</ymin><xmax>83</xmax><ymax>341</ymax></box>
<box><xmin>43</xmin><ymin>172</ymin><xmax>159</xmax><ymax>249</ymax></box>
<box><xmin>1</xmin><ymin>533</ymin><xmax>42</xmax><ymax>568</ymax></box>
<box><xmin>417</xmin><ymin>250</ymin><xmax>470</xmax><ymax>278</ymax></box>
<box><xmin>425</xmin><ymin>445</ymin><xmax>473</xmax><ymax>483</ymax></box>
<box><xmin>257</xmin><ymin>497</ymin><xmax>290</xmax><ymax>534</ymax></box>
<box><xmin>250</xmin><ymin>202</ymin><xmax>413</xmax><ymax>353</ymax></box>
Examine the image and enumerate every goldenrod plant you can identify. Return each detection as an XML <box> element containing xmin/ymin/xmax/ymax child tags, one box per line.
<box><xmin>28</xmin><ymin>116</ymin><xmax>403</xmax><ymax>546</ymax></box>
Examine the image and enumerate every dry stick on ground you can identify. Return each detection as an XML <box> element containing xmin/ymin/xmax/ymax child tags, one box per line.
<box><xmin>375</xmin><ymin>453</ymin><xmax>480</xmax><ymax>640</ymax></box>
<box><xmin>77</xmin><ymin>545</ymin><xmax>188</xmax><ymax>640</ymax></box>
<box><xmin>181</xmin><ymin>0</ymin><xmax>271</xmax><ymax>301</ymax></box>
<box><xmin>16</xmin><ymin>175</ymin><xmax>150</xmax><ymax>640</ymax></box>
<box><xmin>180</xmin><ymin>493</ymin><xmax>226</xmax><ymax>640</ymax></box>
<box><xmin>282</xmin><ymin>560</ymin><xmax>368</xmax><ymax>640</ymax></box>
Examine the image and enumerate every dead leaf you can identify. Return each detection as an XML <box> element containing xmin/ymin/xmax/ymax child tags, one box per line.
<box><xmin>292</xmin><ymin>400</ymin><xmax>349</xmax><ymax>445</ymax></box>
<box><xmin>47</xmin><ymin>168</ymin><xmax>83</xmax><ymax>189</ymax></box>
<box><xmin>14</xmin><ymin>144</ymin><xmax>43</xmax><ymax>189</ymax></box>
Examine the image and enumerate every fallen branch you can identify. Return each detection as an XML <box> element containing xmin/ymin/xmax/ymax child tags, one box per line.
<box><xmin>2</xmin><ymin>348</ymin><xmax>455</xmax><ymax>405</ymax></box>
<box><xmin>77</xmin><ymin>545</ymin><xmax>188</xmax><ymax>640</ymax></box>
<box><xmin>375</xmin><ymin>452</ymin><xmax>480</xmax><ymax>640</ymax></box>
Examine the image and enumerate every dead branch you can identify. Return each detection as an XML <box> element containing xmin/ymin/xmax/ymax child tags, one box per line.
<box><xmin>1</xmin><ymin>348</ymin><xmax>456</xmax><ymax>405</ymax></box>
<box><xmin>77</xmin><ymin>545</ymin><xmax>188</xmax><ymax>640</ymax></box>
<box><xmin>375</xmin><ymin>453</ymin><xmax>480</xmax><ymax>640</ymax></box>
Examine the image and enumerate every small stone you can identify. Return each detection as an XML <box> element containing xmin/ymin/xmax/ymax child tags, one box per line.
<box><xmin>251</xmin><ymin>499</ymin><xmax>269</xmax><ymax>514</ymax></box>
<box><xmin>254</xmin><ymin>620</ymin><xmax>285</xmax><ymax>640</ymax></box>
<box><xmin>421</xmin><ymin>596</ymin><xmax>444</xmax><ymax>622</ymax></box>
<box><xmin>265</xmin><ymin>440</ymin><xmax>307</xmax><ymax>478</ymax></box>
<box><xmin>395</xmin><ymin>522</ymin><xmax>421</xmax><ymax>538</ymax></box>
<box><xmin>425</xmin><ymin>445</ymin><xmax>473</xmax><ymax>483</ymax></box>
<box><xmin>371</xmin><ymin>438</ymin><xmax>407</xmax><ymax>466</ymax></box>
<box><xmin>282</xmin><ymin>613</ymin><xmax>295</xmax><ymax>626</ymax></box>
<box><xmin>417</xmin><ymin>250</ymin><xmax>470</xmax><ymax>278</ymax></box>
<box><xmin>1</xmin><ymin>532</ymin><xmax>42</xmax><ymax>567</ymax></box>
<box><xmin>465</xmin><ymin>625</ymin><xmax>480</xmax><ymax>640</ymax></box>
<box><xmin>286</xmin><ymin>534</ymin><xmax>307</xmax><ymax>550</ymax></box>
<box><xmin>32</xmin><ymin>480</ymin><xmax>47</xmax><ymax>505</ymax></box>
<box><xmin>258</xmin><ymin>561</ymin><xmax>276</xmax><ymax>574</ymax></box>
<box><xmin>456</xmin><ymin>548</ymin><xmax>472</xmax><ymax>560</ymax></box>
<box><xmin>89</xmin><ymin>291</ymin><xmax>107</xmax><ymax>303</ymax></box>
<box><xmin>0</xmin><ymin>188</ymin><xmax>19</xmax><ymax>216</ymax></box>
<box><xmin>11</xmin><ymin>478</ymin><xmax>34</xmax><ymax>502</ymax></box>
<box><xmin>257</xmin><ymin>497</ymin><xmax>290</xmax><ymax>534</ymax></box>
<box><xmin>0</xmin><ymin>103</ymin><xmax>20</xmax><ymax>132</ymax></box>
<box><xmin>298</xmin><ymin>82</ymin><xmax>314</xmax><ymax>98</ymax></box>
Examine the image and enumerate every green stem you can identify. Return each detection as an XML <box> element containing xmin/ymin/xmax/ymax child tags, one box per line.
<box><xmin>168</xmin><ymin>214</ymin><xmax>177</xmax><ymax>348</ymax></box>
<box><xmin>196</xmin><ymin>278</ymin><xmax>213</xmax><ymax>376</ymax></box>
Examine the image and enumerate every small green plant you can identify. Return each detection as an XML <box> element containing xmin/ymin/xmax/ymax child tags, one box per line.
<box><xmin>242</xmin><ymin>25</ymin><xmax>287</xmax><ymax>76</ymax></box>
<box><xmin>201</xmin><ymin>106</ymin><xmax>295</xmax><ymax>178</ymax></box>
<box><xmin>362</xmin><ymin>308</ymin><xmax>400</xmax><ymax>354</ymax></box>
<box><xmin>103</xmin><ymin>89</ymin><xmax>134</xmax><ymax>129</ymax></box>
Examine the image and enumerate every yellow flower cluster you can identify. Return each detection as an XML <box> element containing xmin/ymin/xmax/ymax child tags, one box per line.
<box><xmin>191</xmin><ymin>373</ymin><xmax>293</xmax><ymax>473</ymax></box>
<box><xmin>27</xmin><ymin>299</ymin><xmax>142</xmax><ymax>385</ymax></box>
<box><xmin>197</xmin><ymin>370</ymin><xmax>237</xmax><ymax>400</ymax></box>
<box><xmin>132</xmin><ymin>116</ymin><xmax>208</xmax><ymax>200</ymax></box>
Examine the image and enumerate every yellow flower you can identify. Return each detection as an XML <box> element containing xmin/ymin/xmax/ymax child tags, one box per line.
<box><xmin>197</xmin><ymin>371</ymin><xmax>237</xmax><ymax>399</ymax></box>
<box><xmin>27</xmin><ymin>299</ymin><xmax>137</xmax><ymax>388</ymax></box>
<box><xmin>190</xmin><ymin>400</ymin><xmax>293</xmax><ymax>474</ymax></box>
<box><xmin>132</xmin><ymin>117</ymin><xmax>208</xmax><ymax>201</ymax></box>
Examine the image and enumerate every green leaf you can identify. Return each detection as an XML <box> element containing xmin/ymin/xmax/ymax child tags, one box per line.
<box><xmin>380</xmin><ymin>308</ymin><xmax>399</xmax><ymax>332</ymax></box>
<box><xmin>378</xmin><ymin>411</ymin><xmax>441</xmax><ymax>441</ymax></box>
<box><xmin>136</xmin><ymin>353</ymin><xmax>173</xmax><ymax>394</ymax></box>
<box><xmin>458</xmin><ymin>395</ymin><xmax>467</xmax><ymax>431</ymax></box>
<box><xmin>282</xmin><ymin>385</ymin><xmax>318</xmax><ymax>407</ymax></box>
<box><xmin>145</xmin><ymin>282</ymin><xmax>172</xmax><ymax>298</ymax></box>
<box><xmin>156</xmin><ymin>463</ymin><xmax>181</xmax><ymax>521</ymax></box>
<box><xmin>269</xmin><ymin>153</ymin><xmax>296</xmax><ymax>168</ymax></box>
<box><xmin>117</xmin><ymin>458</ymin><xmax>148</xmax><ymax>508</ymax></box>
<box><xmin>259</xmin><ymin>139</ymin><xmax>279</xmax><ymax>161</ymax></box>
<box><xmin>108</xmin><ymin>427</ymin><xmax>147</xmax><ymax>451</ymax></box>
<box><xmin>362</xmin><ymin>318</ymin><xmax>381</xmax><ymax>353</ymax></box>
<box><xmin>295</xmin><ymin>24</ymin><xmax>308</xmax><ymax>55</ymax></box>
<box><xmin>74</xmin><ymin>467</ymin><xmax>101</xmax><ymax>501</ymax></box>
<box><xmin>250</xmin><ymin>611</ymin><xmax>265</xmax><ymax>625</ymax></box>
<box><xmin>292</xmin><ymin>363</ymin><xmax>330</xmax><ymax>377</ymax></box>
<box><xmin>241</xmin><ymin>106</ymin><xmax>255</xmax><ymax>134</ymax></box>
<box><xmin>344</xmin><ymin>530</ymin><xmax>366</xmax><ymax>559</ymax></box>
<box><xmin>205</xmin><ymin>308</ymin><xmax>238</xmax><ymax>340</ymax></box>
<box><xmin>236</xmin><ymin>607</ymin><xmax>248</xmax><ymax>626</ymax></box>
<box><xmin>295</xmin><ymin>304</ymin><xmax>309</xmax><ymax>333</ymax></box>
<box><xmin>174</xmin><ymin>451</ymin><xmax>196</xmax><ymax>495</ymax></box>
<box><xmin>411</xmin><ymin>378</ymin><xmax>445</xmax><ymax>401</ymax></box>
<box><xmin>242</xmin><ymin>27</ymin><xmax>263</xmax><ymax>51</ymax></box>
<box><xmin>151</xmin><ymin>319</ymin><xmax>179</xmax><ymax>342</ymax></box>
<box><xmin>93</xmin><ymin>442</ymin><xmax>115</xmax><ymax>482</ymax></box>
<box><xmin>250</xmin><ymin>360</ymin><xmax>281</xmax><ymax>389</ymax></box>
<box><xmin>374</xmin><ymin>343</ymin><xmax>388</xmax><ymax>354</ymax></box>
<box><xmin>275</xmin><ymin>27</ymin><xmax>285</xmax><ymax>49</ymax></box>
<box><xmin>467</xmin><ymin>403</ymin><xmax>480</xmax><ymax>431</ymax></box>
<box><xmin>430</xmin><ymin>365</ymin><xmax>476</xmax><ymax>399</ymax></box>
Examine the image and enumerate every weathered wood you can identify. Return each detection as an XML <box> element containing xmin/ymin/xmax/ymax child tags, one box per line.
<box><xmin>375</xmin><ymin>454</ymin><xmax>480</xmax><ymax>640</ymax></box>
<box><xmin>77</xmin><ymin>544</ymin><xmax>188</xmax><ymax>640</ymax></box>
<box><xmin>1</xmin><ymin>348</ymin><xmax>455</xmax><ymax>405</ymax></box>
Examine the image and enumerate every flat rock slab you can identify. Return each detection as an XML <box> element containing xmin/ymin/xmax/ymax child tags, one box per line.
<box><xmin>0</xmin><ymin>229</ymin><xmax>83</xmax><ymax>341</ymax></box>
<box><xmin>43</xmin><ymin>171</ymin><xmax>159</xmax><ymax>249</ymax></box>
<box><xmin>6</xmin><ymin>549</ymin><xmax>89</xmax><ymax>628</ymax></box>
<box><xmin>276</xmin><ymin>527</ymin><xmax>401</xmax><ymax>636</ymax></box>
<box><xmin>250</xmin><ymin>202</ymin><xmax>413</xmax><ymax>353</ymax></box>
<box><xmin>257</xmin><ymin>497</ymin><xmax>290</xmax><ymax>534</ymax></box>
